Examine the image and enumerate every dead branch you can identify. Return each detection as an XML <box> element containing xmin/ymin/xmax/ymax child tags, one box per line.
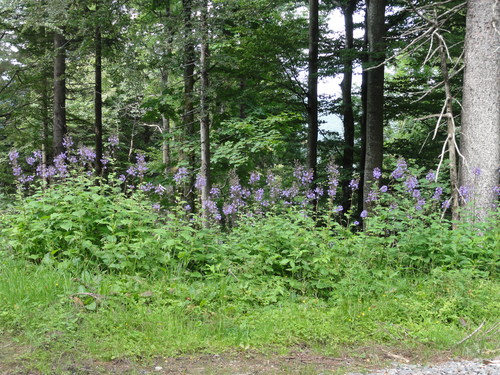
<box><xmin>455</xmin><ymin>320</ymin><xmax>486</xmax><ymax>346</ymax></box>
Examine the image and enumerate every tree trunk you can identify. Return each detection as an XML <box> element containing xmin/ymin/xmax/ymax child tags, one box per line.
<box><xmin>307</xmin><ymin>0</ymin><xmax>319</xmax><ymax>181</ymax></box>
<box><xmin>357</xmin><ymin>1</ymin><xmax>369</xmax><ymax>216</ymax></box>
<box><xmin>182</xmin><ymin>0</ymin><xmax>196</xmax><ymax>211</ymax></box>
<box><xmin>53</xmin><ymin>31</ymin><xmax>66</xmax><ymax>157</ymax></box>
<box><xmin>200</xmin><ymin>0</ymin><xmax>211</xmax><ymax>226</ymax></box>
<box><xmin>362</xmin><ymin>0</ymin><xmax>385</xmax><ymax>212</ymax></box>
<box><xmin>341</xmin><ymin>0</ymin><xmax>357</xmax><ymax>214</ymax></box>
<box><xmin>94</xmin><ymin>14</ymin><xmax>103</xmax><ymax>176</ymax></box>
<box><xmin>459</xmin><ymin>0</ymin><xmax>500</xmax><ymax>221</ymax></box>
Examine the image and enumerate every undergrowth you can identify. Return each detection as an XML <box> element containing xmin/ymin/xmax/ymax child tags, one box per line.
<box><xmin>0</xmin><ymin>165</ymin><xmax>498</xmax><ymax>371</ymax></box>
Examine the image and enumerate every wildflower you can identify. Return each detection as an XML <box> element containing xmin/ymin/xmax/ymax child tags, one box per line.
<box><xmin>404</xmin><ymin>176</ymin><xmax>418</xmax><ymax>192</ymax></box>
<box><xmin>249</xmin><ymin>172</ymin><xmax>260</xmax><ymax>184</ymax></box>
<box><xmin>473</xmin><ymin>167</ymin><xmax>481</xmax><ymax>176</ymax></box>
<box><xmin>210</xmin><ymin>187</ymin><xmax>220</xmax><ymax>197</ymax></box>
<box><xmin>62</xmin><ymin>135</ymin><xmax>73</xmax><ymax>149</ymax></box>
<box><xmin>458</xmin><ymin>185</ymin><xmax>470</xmax><ymax>202</ymax></box>
<box><xmin>295</xmin><ymin>166</ymin><xmax>314</xmax><ymax>186</ymax></box>
<box><xmin>365</xmin><ymin>189</ymin><xmax>378</xmax><ymax>202</ymax></box>
<box><xmin>334</xmin><ymin>205</ymin><xmax>343</xmax><ymax>213</ymax></box>
<box><xmin>380</xmin><ymin>185</ymin><xmax>388</xmax><ymax>193</ymax></box>
<box><xmin>184</xmin><ymin>204</ymin><xmax>191</xmax><ymax>212</ymax></box>
<box><xmin>353</xmin><ymin>220</ymin><xmax>360</xmax><ymax>226</ymax></box>
<box><xmin>135</xmin><ymin>153</ymin><xmax>148</xmax><ymax>178</ymax></box>
<box><xmin>254</xmin><ymin>188</ymin><xmax>265</xmax><ymax>202</ymax></box>
<box><xmin>126</xmin><ymin>166</ymin><xmax>137</xmax><ymax>176</ymax></box>
<box><xmin>118</xmin><ymin>174</ymin><xmax>126</xmax><ymax>182</ymax></box>
<box><xmin>426</xmin><ymin>170</ymin><xmax>436</xmax><ymax>181</ymax></box>
<box><xmin>152</xmin><ymin>203</ymin><xmax>160</xmax><ymax>211</ymax></box>
<box><xmin>8</xmin><ymin>150</ymin><xmax>19</xmax><ymax>163</ymax></box>
<box><xmin>360</xmin><ymin>210</ymin><xmax>368</xmax><ymax>218</ymax></box>
<box><xmin>349</xmin><ymin>179</ymin><xmax>359</xmax><ymax>190</ymax></box>
<box><xmin>154</xmin><ymin>184</ymin><xmax>166</xmax><ymax>194</ymax></box>
<box><xmin>26</xmin><ymin>156</ymin><xmax>36</xmax><ymax>165</ymax></box>
<box><xmin>412</xmin><ymin>189</ymin><xmax>421</xmax><ymax>198</ymax></box>
<box><xmin>77</xmin><ymin>146</ymin><xmax>96</xmax><ymax>163</ymax></box>
<box><xmin>222</xmin><ymin>203</ymin><xmax>236</xmax><ymax>216</ymax></box>
<box><xmin>195</xmin><ymin>174</ymin><xmax>207</xmax><ymax>190</ymax></box>
<box><xmin>415</xmin><ymin>198</ymin><xmax>425</xmax><ymax>210</ymax></box>
<box><xmin>432</xmin><ymin>187</ymin><xmax>443</xmax><ymax>200</ymax></box>
<box><xmin>442</xmin><ymin>199</ymin><xmax>451</xmax><ymax>209</ymax></box>
<box><xmin>391</xmin><ymin>158</ymin><xmax>407</xmax><ymax>179</ymax></box>
<box><xmin>108</xmin><ymin>134</ymin><xmax>119</xmax><ymax>147</ymax></box>
<box><xmin>373</xmin><ymin>167</ymin><xmax>382</xmax><ymax>180</ymax></box>
<box><xmin>173</xmin><ymin>167</ymin><xmax>189</xmax><ymax>183</ymax></box>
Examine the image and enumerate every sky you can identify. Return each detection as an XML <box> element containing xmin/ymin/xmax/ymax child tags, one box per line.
<box><xmin>319</xmin><ymin>8</ymin><xmax>365</xmax><ymax>136</ymax></box>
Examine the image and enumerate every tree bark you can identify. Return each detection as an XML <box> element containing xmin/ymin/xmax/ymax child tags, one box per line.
<box><xmin>53</xmin><ymin>31</ymin><xmax>67</xmax><ymax>157</ymax></box>
<box><xmin>362</xmin><ymin>0</ymin><xmax>385</xmax><ymax>212</ymax></box>
<box><xmin>199</xmin><ymin>0</ymin><xmax>211</xmax><ymax>226</ymax></box>
<box><xmin>341</xmin><ymin>0</ymin><xmax>357</xmax><ymax>214</ymax></box>
<box><xmin>459</xmin><ymin>0</ymin><xmax>500</xmax><ymax>221</ymax></box>
<box><xmin>357</xmin><ymin>1</ymin><xmax>369</xmax><ymax>216</ymax></box>
<box><xmin>182</xmin><ymin>0</ymin><xmax>196</xmax><ymax>211</ymax></box>
<box><xmin>307</xmin><ymin>0</ymin><xmax>319</xmax><ymax>181</ymax></box>
<box><xmin>94</xmin><ymin>11</ymin><xmax>103</xmax><ymax>176</ymax></box>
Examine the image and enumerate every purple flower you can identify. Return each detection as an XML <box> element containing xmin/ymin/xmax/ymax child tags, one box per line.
<box><xmin>432</xmin><ymin>187</ymin><xmax>443</xmax><ymax>200</ymax></box>
<box><xmin>360</xmin><ymin>210</ymin><xmax>368</xmax><ymax>218</ymax></box>
<box><xmin>349</xmin><ymin>179</ymin><xmax>359</xmax><ymax>190</ymax></box>
<box><xmin>173</xmin><ymin>167</ymin><xmax>189</xmax><ymax>183</ymax></box>
<box><xmin>195</xmin><ymin>174</ymin><xmax>207</xmax><ymax>190</ymax></box>
<box><xmin>54</xmin><ymin>153</ymin><xmax>68</xmax><ymax>176</ymax></box>
<box><xmin>140</xmin><ymin>182</ymin><xmax>154</xmax><ymax>192</ymax></box>
<box><xmin>458</xmin><ymin>185</ymin><xmax>470</xmax><ymax>202</ymax></box>
<box><xmin>155</xmin><ymin>184</ymin><xmax>166</xmax><ymax>194</ymax></box>
<box><xmin>108</xmin><ymin>134</ymin><xmax>119</xmax><ymax>147</ymax></box>
<box><xmin>365</xmin><ymin>189</ymin><xmax>379</xmax><ymax>202</ymax></box>
<box><xmin>118</xmin><ymin>174</ymin><xmax>126</xmax><ymax>182</ymax></box>
<box><xmin>404</xmin><ymin>176</ymin><xmax>418</xmax><ymax>192</ymax></box>
<box><xmin>314</xmin><ymin>186</ymin><xmax>324</xmax><ymax>197</ymax></box>
<box><xmin>33</xmin><ymin>150</ymin><xmax>43</xmax><ymax>160</ymax></box>
<box><xmin>412</xmin><ymin>189</ymin><xmax>421</xmax><ymax>198</ymax></box>
<box><xmin>334</xmin><ymin>205</ymin><xmax>343</xmax><ymax>213</ymax></box>
<box><xmin>254</xmin><ymin>188</ymin><xmax>265</xmax><ymax>202</ymax></box>
<box><xmin>62</xmin><ymin>135</ymin><xmax>74</xmax><ymax>149</ymax></box>
<box><xmin>135</xmin><ymin>154</ymin><xmax>148</xmax><ymax>177</ymax></box>
<box><xmin>442</xmin><ymin>199</ymin><xmax>451</xmax><ymax>209</ymax></box>
<box><xmin>184</xmin><ymin>204</ymin><xmax>191</xmax><ymax>212</ymax></box>
<box><xmin>77</xmin><ymin>146</ymin><xmax>96</xmax><ymax>163</ymax></box>
<box><xmin>373</xmin><ymin>167</ymin><xmax>382</xmax><ymax>180</ymax></box>
<box><xmin>8</xmin><ymin>150</ymin><xmax>19</xmax><ymax>163</ymax></box>
<box><xmin>12</xmin><ymin>165</ymin><xmax>22</xmax><ymax>177</ymax></box>
<box><xmin>473</xmin><ymin>167</ymin><xmax>481</xmax><ymax>176</ymax></box>
<box><xmin>380</xmin><ymin>185</ymin><xmax>388</xmax><ymax>193</ymax></box>
<box><xmin>126</xmin><ymin>166</ymin><xmax>137</xmax><ymax>176</ymax></box>
<box><xmin>222</xmin><ymin>203</ymin><xmax>236</xmax><ymax>216</ymax></box>
<box><xmin>415</xmin><ymin>198</ymin><xmax>425</xmax><ymax>210</ymax></box>
<box><xmin>353</xmin><ymin>220</ymin><xmax>360</xmax><ymax>226</ymax></box>
<box><xmin>294</xmin><ymin>165</ymin><xmax>314</xmax><ymax>186</ymax></box>
<box><xmin>210</xmin><ymin>187</ymin><xmax>220</xmax><ymax>197</ymax></box>
<box><xmin>493</xmin><ymin>186</ymin><xmax>500</xmax><ymax>197</ymax></box>
<box><xmin>152</xmin><ymin>203</ymin><xmax>161</xmax><ymax>211</ymax></box>
<box><xmin>391</xmin><ymin>158</ymin><xmax>407</xmax><ymax>179</ymax></box>
<box><xmin>426</xmin><ymin>170</ymin><xmax>436</xmax><ymax>181</ymax></box>
<box><xmin>249</xmin><ymin>172</ymin><xmax>260</xmax><ymax>184</ymax></box>
<box><xmin>26</xmin><ymin>156</ymin><xmax>36</xmax><ymax>165</ymax></box>
<box><xmin>266</xmin><ymin>172</ymin><xmax>275</xmax><ymax>185</ymax></box>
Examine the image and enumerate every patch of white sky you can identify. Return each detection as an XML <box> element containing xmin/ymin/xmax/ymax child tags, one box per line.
<box><xmin>319</xmin><ymin>8</ymin><xmax>365</xmax><ymax>136</ymax></box>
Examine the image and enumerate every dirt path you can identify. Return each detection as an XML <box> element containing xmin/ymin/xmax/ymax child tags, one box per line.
<box><xmin>0</xmin><ymin>337</ymin><xmax>487</xmax><ymax>375</ymax></box>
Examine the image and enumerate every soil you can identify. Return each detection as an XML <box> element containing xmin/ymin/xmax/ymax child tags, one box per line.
<box><xmin>1</xmin><ymin>337</ymin><xmax>467</xmax><ymax>375</ymax></box>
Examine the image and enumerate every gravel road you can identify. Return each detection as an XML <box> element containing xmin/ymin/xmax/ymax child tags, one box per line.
<box><xmin>347</xmin><ymin>360</ymin><xmax>500</xmax><ymax>375</ymax></box>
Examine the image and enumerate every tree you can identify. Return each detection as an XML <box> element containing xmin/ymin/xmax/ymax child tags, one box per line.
<box><xmin>362</xmin><ymin>0</ymin><xmax>385</xmax><ymax>210</ymax></box>
<box><xmin>53</xmin><ymin>31</ymin><xmax>67</xmax><ymax>157</ymax></box>
<box><xmin>340</xmin><ymin>0</ymin><xmax>358</xmax><ymax>213</ymax></box>
<box><xmin>459</xmin><ymin>0</ymin><xmax>500</xmax><ymax>221</ymax></box>
<box><xmin>307</xmin><ymin>0</ymin><xmax>319</xmax><ymax>180</ymax></box>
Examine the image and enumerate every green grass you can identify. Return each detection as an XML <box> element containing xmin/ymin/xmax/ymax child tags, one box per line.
<box><xmin>1</xmin><ymin>256</ymin><xmax>498</xmax><ymax>372</ymax></box>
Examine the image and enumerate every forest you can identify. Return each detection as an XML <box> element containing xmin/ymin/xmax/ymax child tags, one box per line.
<box><xmin>0</xmin><ymin>0</ymin><xmax>499</xmax><ymax>374</ymax></box>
